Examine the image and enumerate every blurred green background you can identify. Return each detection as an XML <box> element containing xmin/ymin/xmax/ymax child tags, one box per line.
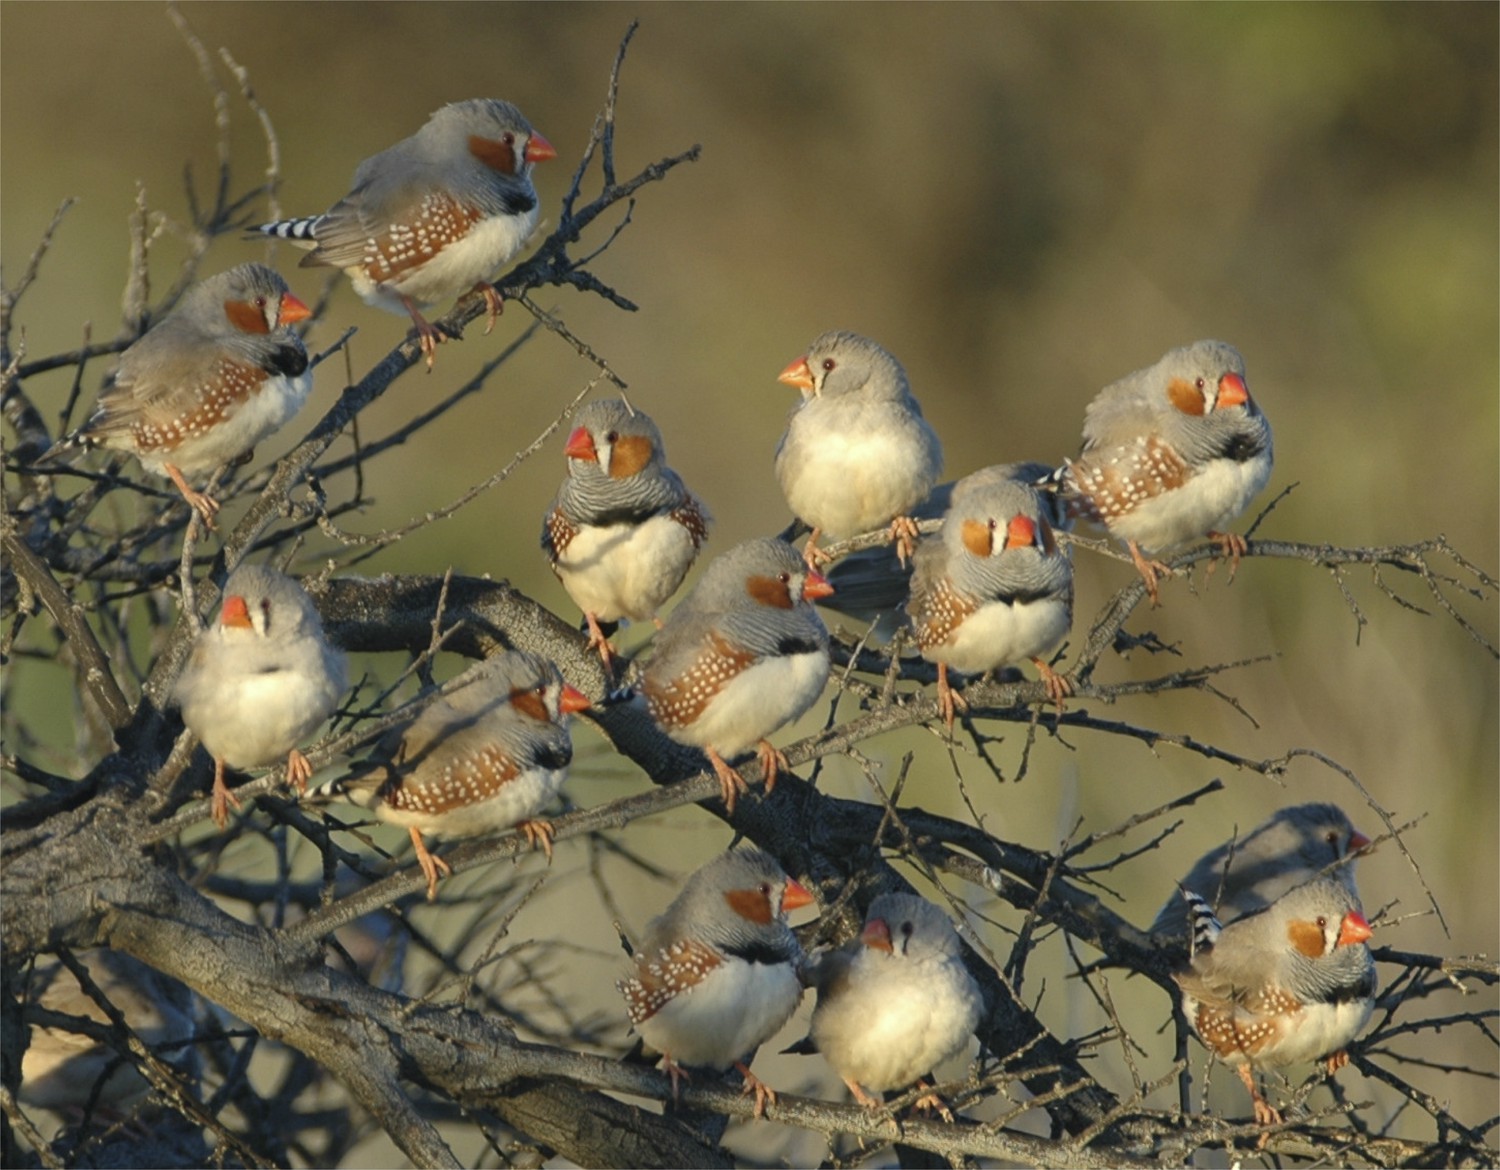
<box><xmin>4</xmin><ymin>3</ymin><xmax>1496</xmax><ymax>1163</ymax></box>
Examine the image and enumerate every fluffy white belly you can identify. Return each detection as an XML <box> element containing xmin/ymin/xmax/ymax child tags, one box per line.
<box><xmin>813</xmin><ymin>960</ymin><xmax>977</xmax><ymax>1090</ymax></box>
<box><xmin>557</xmin><ymin>514</ymin><xmax>697</xmax><ymax>622</ymax></box>
<box><xmin>673</xmin><ymin>650</ymin><xmax>829</xmax><ymax>757</ymax></box>
<box><xmin>348</xmin><ymin>208</ymin><xmax>539</xmax><ymax>312</ymax></box>
<box><xmin>922</xmin><ymin>596</ymin><xmax>1069</xmax><ymax>674</ymax></box>
<box><xmin>188</xmin><ymin>665</ymin><xmax>337</xmax><ymax>768</ymax></box>
<box><xmin>374</xmin><ymin>767</ymin><xmax>564</xmax><ymax>839</ymax></box>
<box><xmin>636</xmin><ymin>957</ymin><xmax>802</xmax><ymax>1070</ymax></box>
<box><xmin>142</xmin><ymin>372</ymin><xmax>313</xmax><ymax>478</ymax></box>
<box><xmin>779</xmin><ymin>427</ymin><xmax>932</xmax><ymax>538</ymax></box>
<box><xmin>1110</xmin><ymin>453</ymin><xmax>1272</xmax><ymax>552</ymax></box>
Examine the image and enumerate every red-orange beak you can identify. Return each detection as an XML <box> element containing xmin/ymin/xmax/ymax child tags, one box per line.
<box><xmin>778</xmin><ymin>356</ymin><xmax>816</xmax><ymax>393</ymax></box>
<box><xmin>525</xmin><ymin>132</ymin><xmax>557</xmax><ymax>164</ymax></box>
<box><xmin>564</xmin><ymin>425</ymin><xmax>597</xmax><ymax>462</ymax></box>
<box><xmin>1004</xmin><ymin>514</ymin><xmax>1037</xmax><ymax>550</ymax></box>
<box><xmin>278</xmin><ymin>292</ymin><xmax>312</xmax><ymax>326</ymax></box>
<box><xmin>1348</xmin><ymin>829</ymin><xmax>1373</xmax><ymax>853</ymax></box>
<box><xmin>860</xmin><ymin>916</ymin><xmax>894</xmax><ymax>953</ymax></box>
<box><xmin>1337</xmin><ymin>911</ymin><xmax>1373</xmax><ymax>947</ymax></box>
<box><xmin>559</xmin><ymin>684</ymin><xmax>591</xmax><ymax>715</ymax></box>
<box><xmin>220</xmin><ymin>595</ymin><xmax>253</xmax><ymax>629</ymax></box>
<box><xmin>801</xmin><ymin>570</ymin><xmax>835</xmax><ymax>601</ymax></box>
<box><xmin>781</xmin><ymin>878</ymin><xmax>816</xmax><ymax>912</ymax></box>
<box><xmin>1217</xmin><ymin>372</ymin><xmax>1249</xmax><ymax>408</ymax></box>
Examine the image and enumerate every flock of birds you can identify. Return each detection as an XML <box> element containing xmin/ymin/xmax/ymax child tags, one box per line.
<box><xmin>22</xmin><ymin>96</ymin><xmax>1379</xmax><ymax>1145</ymax></box>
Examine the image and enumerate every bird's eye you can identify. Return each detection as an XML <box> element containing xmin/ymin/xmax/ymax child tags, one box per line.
<box><xmin>778</xmin><ymin>572</ymin><xmax>790</xmax><ymax>584</ymax></box>
<box><xmin>1326</xmin><ymin>830</ymin><xmax>1339</xmax><ymax>846</ymax></box>
<box><xmin>503</xmin><ymin>132</ymin><xmax>516</xmax><ymax>147</ymax></box>
<box><xmin>259</xmin><ymin>598</ymin><xmax>272</xmax><ymax>625</ymax></box>
<box><xmin>988</xmin><ymin>518</ymin><xmax>998</xmax><ymax>530</ymax></box>
<box><xmin>760</xmin><ymin>882</ymin><xmax>772</xmax><ymax>898</ymax></box>
<box><xmin>1316</xmin><ymin>916</ymin><xmax>1327</xmax><ymax>929</ymax></box>
<box><xmin>900</xmin><ymin>921</ymin><xmax>915</xmax><ymax>938</ymax></box>
<box><xmin>1195</xmin><ymin>377</ymin><xmax>1206</xmax><ymax>391</ymax></box>
<box><xmin>605</xmin><ymin>430</ymin><xmax>619</xmax><ymax>443</ymax></box>
<box><xmin>821</xmin><ymin>358</ymin><xmax>836</xmax><ymax>373</ymax></box>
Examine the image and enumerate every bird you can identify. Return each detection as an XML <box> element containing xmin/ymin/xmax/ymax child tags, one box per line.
<box><xmin>1058</xmin><ymin>340</ymin><xmax>1273</xmax><ymax>604</ymax></box>
<box><xmin>773</xmin><ymin>331</ymin><xmax>943</xmax><ymax>567</ymax></box>
<box><xmin>39</xmin><ymin>263</ymin><xmax>313</xmax><ymax>525</ymax></box>
<box><xmin>541</xmin><ymin>399</ymin><xmax>711</xmax><ymax>672</ymax></box>
<box><xmin>20</xmin><ymin>949</ymin><xmax>198</xmax><ymax>1116</ymax></box>
<box><xmin>639</xmin><ymin>537</ymin><xmax>832</xmax><ymax>814</ymax></box>
<box><xmin>1173</xmin><ymin>877</ymin><xmax>1376</xmax><ymax>1133</ymax></box>
<box><xmin>251</xmin><ymin>99</ymin><xmax>555</xmax><ymax>369</ymax></box>
<box><xmin>1150</xmin><ymin>803</ymin><xmax>1373</xmax><ymax>942</ymax></box>
<box><xmin>617</xmin><ymin>847</ymin><xmax>816</xmax><ymax>1117</ymax></box>
<box><xmin>334</xmin><ymin>650</ymin><xmax>589</xmax><ymax>902</ymax></box>
<box><xmin>906</xmin><ymin>465</ymin><xmax>1075</xmax><ymax>727</ymax></box>
<box><xmin>802</xmin><ymin>893</ymin><xmax>982</xmax><ymax>1120</ymax></box>
<box><xmin>173</xmin><ymin>564</ymin><xmax>347</xmax><ymax>829</ymax></box>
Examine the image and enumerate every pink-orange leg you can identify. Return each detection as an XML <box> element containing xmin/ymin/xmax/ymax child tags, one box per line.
<box><xmin>400</xmin><ymin>296</ymin><xmax>445</xmax><ymax>370</ymax></box>
<box><xmin>164</xmin><ymin>463</ymin><xmax>219</xmax><ymax>528</ymax></box>
<box><xmin>936</xmin><ymin>662</ymin><xmax>969</xmax><ymax>730</ymax></box>
<box><xmin>1031</xmin><ymin>656</ymin><xmax>1074</xmax><ymax>710</ymax></box>
<box><xmin>285</xmin><ymin>748</ymin><xmax>314</xmax><ymax>796</ymax></box>
<box><xmin>1325</xmin><ymin>1048</ymin><xmax>1351</xmax><ymax>1075</ymax></box>
<box><xmin>801</xmin><ymin>528</ymin><xmax>832</xmax><ymax>569</ymax></box>
<box><xmin>705</xmin><ymin>747</ymin><xmax>750</xmax><ymax>815</ymax></box>
<box><xmin>410</xmin><ymin>827</ymin><xmax>453</xmax><ymax>902</ymax></box>
<box><xmin>890</xmin><ymin>515</ymin><xmax>921</xmax><ymax>568</ymax></box>
<box><xmin>733</xmin><ymin>1060</ymin><xmax>778</xmax><ymax>1120</ymax></box>
<box><xmin>909</xmin><ymin>1078</ymin><xmax>956</xmax><ymax>1123</ymax></box>
<box><xmin>1237</xmin><ymin>1062</ymin><xmax>1282</xmax><ymax>1143</ymax></box>
<box><xmin>660</xmin><ymin>1054</ymin><xmax>691</xmax><ymax>1104</ymax></box>
<box><xmin>755</xmin><ymin>739</ymin><xmax>788</xmax><ymax>797</ymax></box>
<box><xmin>1126</xmin><ymin>539</ymin><xmax>1172</xmax><ymax>606</ymax></box>
<box><xmin>583</xmin><ymin>611</ymin><xmax>618</xmax><ymax>673</ymax></box>
<box><xmin>843</xmin><ymin>1077</ymin><xmax>883</xmax><ymax>1110</ymax></box>
<box><xmin>210</xmin><ymin>757</ymin><xmax>243</xmax><ymax>830</ymax></box>
<box><xmin>517</xmin><ymin>818</ymin><xmax>556</xmax><ymax>861</ymax></box>
<box><xmin>469</xmin><ymin>282</ymin><xmax>505</xmax><ymax>335</ymax></box>
<box><xmin>1207</xmin><ymin>529</ymin><xmax>1250</xmax><ymax>584</ymax></box>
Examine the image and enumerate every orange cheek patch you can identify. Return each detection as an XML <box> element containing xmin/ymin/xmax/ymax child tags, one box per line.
<box><xmin>724</xmin><ymin>887</ymin><xmax>774</xmax><ymax>925</ymax></box>
<box><xmin>608</xmin><ymin>434</ymin><xmax>654</xmax><ymax>479</ymax></box>
<box><xmin>1166</xmin><ymin>377</ymin><xmax>1206</xmax><ymax>416</ymax></box>
<box><xmin>1286</xmin><ymin>918</ymin><xmax>1327</xmax><ymax>958</ymax></box>
<box><xmin>468</xmin><ymin>135</ymin><xmax>516</xmax><ymax>175</ymax></box>
<box><xmin>746</xmin><ymin>575</ymin><xmax>794</xmax><ymax>609</ymax></box>
<box><xmin>961</xmin><ymin>518</ymin><xmax>994</xmax><ymax>558</ymax></box>
<box><xmin>509</xmin><ymin>688</ymin><xmax>549</xmax><ymax>722</ymax></box>
<box><xmin>223</xmin><ymin>299</ymin><xmax>270</xmax><ymax>335</ymax></box>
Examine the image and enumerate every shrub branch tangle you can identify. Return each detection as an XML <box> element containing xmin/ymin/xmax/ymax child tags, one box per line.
<box><xmin>2</xmin><ymin>19</ymin><xmax>1496</xmax><ymax>1170</ymax></box>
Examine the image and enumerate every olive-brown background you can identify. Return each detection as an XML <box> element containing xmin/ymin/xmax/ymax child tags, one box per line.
<box><xmin>3</xmin><ymin>4</ymin><xmax>1496</xmax><ymax>1165</ymax></box>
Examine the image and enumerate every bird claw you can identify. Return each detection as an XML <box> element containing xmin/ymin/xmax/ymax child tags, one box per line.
<box><xmin>755</xmin><ymin>740</ymin><xmax>788</xmax><ymax>797</ymax></box>
<box><xmin>1127</xmin><ymin>540</ymin><xmax>1171</xmax><ymax>606</ymax></box>
<box><xmin>733</xmin><ymin>1061</ymin><xmax>777</xmax><ymax>1120</ymax></box>
<box><xmin>1031</xmin><ymin>657</ymin><xmax>1074</xmax><ymax>712</ymax></box>
<box><xmin>166</xmin><ymin>464</ymin><xmax>219</xmax><ymax>529</ymax></box>
<box><xmin>518</xmin><ymin>818</ymin><xmax>556</xmax><ymax>861</ymax></box>
<box><xmin>584</xmin><ymin>612</ymin><xmax>618</xmax><ymax>675</ymax></box>
<box><xmin>911</xmin><ymin>1081</ymin><xmax>956</xmax><ymax>1124</ymax></box>
<box><xmin>285</xmin><ymin>748</ymin><xmax>314</xmax><ymax>796</ymax></box>
<box><xmin>890</xmin><ymin>515</ymin><xmax>921</xmax><ymax>568</ymax></box>
<box><xmin>1208</xmin><ymin>529</ymin><xmax>1249</xmax><ymax>584</ymax></box>
<box><xmin>210</xmin><ymin>760</ymin><xmax>242</xmax><ymax>831</ymax></box>
<box><xmin>411</xmin><ymin>827</ymin><xmax>453</xmax><ymax>901</ymax></box>
<box><xmin>936</xmin><ymin>663</ymin><xmax>969</xmax><ymax>730</ymax></box>
<box><xmin>707</xmin><ymin>748</ymin><xmax>750</xmax><ymax>815</ymax></box>
<box><xmin>661</xmin><ymin>1054</ymin><xmax>691</xmax><ymax>1104</ymax></box>
<box><xmin>470</xmin><ymin>281</ymin><xmax>505</xmax><ymax>335</ymax></box>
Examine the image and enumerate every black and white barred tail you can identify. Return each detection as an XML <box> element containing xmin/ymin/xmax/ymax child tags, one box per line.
<box><xmin>1178</xmin><ymin>887</ymin><xmax>1222</xmax><ymax>958</ymax></box>
<box><xmin>252</xmin><ymin>216</ymin><xmax>324</xmax><ymax>244</ymax></box>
